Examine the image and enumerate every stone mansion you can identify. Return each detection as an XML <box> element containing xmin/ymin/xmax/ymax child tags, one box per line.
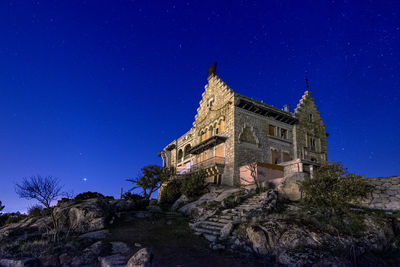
<box><xmin>159</xmin><ymin>67</ymin><xmax>328</xmax><ymax>186</ymax></box>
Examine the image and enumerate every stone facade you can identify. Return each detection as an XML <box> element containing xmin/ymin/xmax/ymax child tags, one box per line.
<box><xmin>159</xmin><ymin>72</ymin><xmax>328</xmax><ymax>186</ymax></box>
<box><xmin>360</xmin><ymin>176</ymin><xmax>400</xmax><ymax>210</ymax></box>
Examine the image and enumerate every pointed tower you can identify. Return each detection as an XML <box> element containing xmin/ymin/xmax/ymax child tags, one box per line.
<box><xmin>293</xmin><ymin>89</ymin><xmax>328</xmax><ymax>163</ymax></box>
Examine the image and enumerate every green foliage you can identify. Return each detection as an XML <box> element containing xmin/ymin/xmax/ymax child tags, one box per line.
<box><xmin>159</xmin><ymin>179</ymin><xmax>182</xmax><ymax>204</ymax></box>
<box><xmin>127</xmin><ymin>165</ymin><xmax>175</xmax><ymax>200</ymax></box>
<box><xmin>75</xmin><ymin>191</ymin><xmax>114</xmax><ymax>200</ymax></box>
<box><xmin>27</xmin><ymin>204</ymin><xmax>43</xmax><ymax>217</ymax></box>
<box><xmin>122</xmin><ymin>192</ymin><xmax>144</xmax><ymax>201</ymax></box>
<box><xmin>299</xmin><ymin>161</ymin><xmax>372</xmax><ymax>215</ymax></box>
<box><xmin>181</xmin><ymin>170</ymin><xmax>206</xmax><ymax>198</ymax></box>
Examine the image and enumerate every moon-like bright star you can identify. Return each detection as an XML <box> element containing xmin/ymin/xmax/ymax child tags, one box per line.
<box><xmin>83</xmin><ymin>178</ymin><xmax>87</xmax><ymax>182</ymax></box>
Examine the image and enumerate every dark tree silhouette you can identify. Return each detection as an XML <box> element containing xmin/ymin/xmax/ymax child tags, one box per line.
<box><xmin>15</xmin><ymin>175</ymin><xmax>64</xmax><ymax>241</ymax></box>
<box><xmin>0</xmin><ymin>201</ymin><xmax>4</xmax><ymax>214</ymax></box>
<box><xmin>127</xmin><ymin>165</ymin><xmax>175</xmax><ymax>200</ymax></box>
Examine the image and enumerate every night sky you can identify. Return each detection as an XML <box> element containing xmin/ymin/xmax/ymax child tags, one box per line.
<box><xmin>1</xmin><ymin>1</ymin><xmax>399</xmax><ymax>213</ymax></box>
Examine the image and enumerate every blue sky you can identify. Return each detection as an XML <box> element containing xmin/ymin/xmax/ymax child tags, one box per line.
<box><xmin>1</xmin><ymin>0</ymin><xmax>399</xmax><ymax>212</ymax></box>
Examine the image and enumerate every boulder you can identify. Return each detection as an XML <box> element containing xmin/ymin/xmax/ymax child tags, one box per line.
<box><xmin>278</xmin><ymin>173</ymin><xmax>307</xmax><ymax>201</ymax></box>
<box><xmin>0</xmin><ymin>258</ymin><xmax>40</xmax><ymax>267</ymax></box>
<box><xmin>126</xmin><ymin>248</ymin><xmax>153</xmax><ymax>267</ymax></box>
<box><xmin>246</xmin><ymin>225</ymin><xmax>268</xmax><ymax>255</ymax></box>
<box><xmin>99</xmin><ymin>254</ymin><xmax>127</xmax><ymax>267</ymax></box>
<box><xmin>54</xmin><ymin>198</ymin><xmax>112</xmax><ymax>234</ymax></box>
<box><xmin>171</xmin><ymin>195</ymin><xmax>189</xmax><ymax>211</ymax></box>
<box><xmin>79</xmin><ymin>229</ymin><xmax>110</xmax><ymax>239</ymax></box>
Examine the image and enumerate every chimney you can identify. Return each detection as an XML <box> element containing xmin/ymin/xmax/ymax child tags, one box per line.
<box><xmin>283</xmin><ymin>105</ymin><xmax>290</xmax><ymax>112</ymax></box>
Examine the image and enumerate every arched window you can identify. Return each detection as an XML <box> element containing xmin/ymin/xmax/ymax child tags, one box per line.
<box><xmin>209</xmin><ymin>126</ymin><xmax>213</xmax><ymax>137</ymax></box>
<box><xmin>206</xmin><ymin>128</ymin><xmax>210</xmax><ymax>139</ymax></box>
<box><xmin>178</xmin><ymin>149</ymin><xmax>183</xmax><ymax>162</ymax></box>
<box><xmin>201</xmin><ymin>131</ymin><xmax>205</xmax><ymax>142</ymax></box>
<box><xmin>215</xmin><ymin>122</ymin><xmax>220</xmax><ymax>135</ymax></box>
<box><xmin>220</xmin><ymin>120</ymin><xmax>224</xmax><ymax>133</ymax></box>
<box><xmin>184</xmin><ymin>144</ymin><xmax>191</xmax><ymax>159</ymax></box>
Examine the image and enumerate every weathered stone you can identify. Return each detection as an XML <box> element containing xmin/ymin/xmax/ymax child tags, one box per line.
<box><xmin>171</xmin><ymin>195</ymin><xmax>189</xmax><ymax>211</ymax></box>
<box><xmin>246</xmin><ymin>225</ymin><xmax>268</xmax><ymax>255</ymax></box>
<box><xmin>220</xmin><ymin>222</ymin><xmax>234</xmax><ymax>240</ymax></box>
<box><xmin>0</xmin><ymin>258</ymin><xmax>39</xmax><ymax>267</ymax></box>
<box><xmin>79</xmin><ymin>229</ymin><xmax>110</xmax><ymax>239</ymax></box>
<box><xmin>126</xmin><ymin>248</ymin><xmax>153</xmax><ymax>267</ymax></box>
<box><xmin>99</xmin><ymin>254</ymin><xmax>127</xmax><ymax>267</ymax></box>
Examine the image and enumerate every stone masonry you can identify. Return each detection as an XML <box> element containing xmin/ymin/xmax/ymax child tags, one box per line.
<box><xmin>360</xmin><ymin>176</ymin><xmax>400</xmax><ymax>210</ymax></box>
<box><xmin>159</xmin><ymin>68</ymin><xmax>328</xmax><ymax>187</ymax></box>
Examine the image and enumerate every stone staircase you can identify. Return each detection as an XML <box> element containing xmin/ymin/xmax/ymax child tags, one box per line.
<box><xmin>191</xmin><ymin>192</ymin><xmax>275</xmax><ymax>243</ymax></box>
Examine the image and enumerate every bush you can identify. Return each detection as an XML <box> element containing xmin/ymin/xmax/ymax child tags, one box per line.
<box><xmin>122</xmin><ymin>192</ymin><xmax>144</xmax><ymax>201</ymax></box>
<box><xmin>181</xmin><ymin>170</ymin><xmax>206</xmax><ymax>198</ymax></box>
<box><xmin>159</xmin><ymin>179</ymin><xmax>182</xmax><ymax>204</ymax></box>
<box><xmin>0</xmin><ymin>212</ymin><xmax>27</xmax><ymax>226</ymax></box>
<box><xmin>74</xmin><ymin>191</ymin><xmax>114</xmax><ymax>200</ymax></box>
<box><xmin>299</xmin><ymin>161</ymin><xmax>372</xmax><ymax>215</ymax></box>
<box><xmin>28</xmin><ymin>204</ymin><xmax>43</xmax><ymax>217</ymax></box>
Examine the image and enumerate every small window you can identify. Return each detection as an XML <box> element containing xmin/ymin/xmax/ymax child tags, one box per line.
<box><xmin>208</xmin><ymin>98</ymin><xmax>215</xmax><ymax>108</ymax></box>
<box><xmin>269</xmin><ymin>125</ymin><xmax>276</xmax><ymax>136</ymax></box>
<box><xmin>309</xmin><ymin>114</ymin><xmax>313</xmax><ymax>122</ymax></box>
<box><xmin>280</xmin><ymin>129</ymin><xmax>288</xmax><ymax>139</ymax></box>
<box><xmin>309</xmin><ymin>136</ymin><xmax>316</xmax><ymax>152</ymax></box>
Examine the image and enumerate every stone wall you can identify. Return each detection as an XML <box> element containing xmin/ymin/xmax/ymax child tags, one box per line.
<box><xmin>360</xmin><ymin>176</ymin><xmax>400</xmax><ymax>210</ymax></box>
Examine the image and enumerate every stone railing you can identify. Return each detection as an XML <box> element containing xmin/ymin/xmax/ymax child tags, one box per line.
<box><xmin>359</xmin><ymin>176</ymin><xmax>400</xmax><ymax>210</ymax></box>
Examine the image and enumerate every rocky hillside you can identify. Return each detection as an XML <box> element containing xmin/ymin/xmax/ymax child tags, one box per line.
<box><xmin>177</xmin><ymin>185</ymin><xmax>400</xmax><ymax>266</ymax></box>
<box><xmin>1</xmin><ymin>185</ymin><xmax>399</xmax><ymax>266</ymax></box>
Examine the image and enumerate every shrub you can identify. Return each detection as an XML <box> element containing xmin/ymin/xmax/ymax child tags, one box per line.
<box><xmin>122</xmin><ymin>192</ymin><xmax>144</xmax><ymax>201</ymax></box>
<box><xmin>181</xmin><ymin>170</ymin><xmax>206</xmax><ymax>198</ymax></box>
<box><xmin>28</xmin><ymin>204</ymin><xmax>43</xmax><ymax>217</ymax></box>
<box><xmin>1</xmin><ymin>212</ymin><xmax>27</xmax><ymax>225</ymax></box>
<box><xmin>159</xmin><ymin>179</ymin><xmax>182</xmax><ymax>204</ymax></box>
<box><xmin>74</xmin><ymin>191</ymin><xmax>114</xmax><ymax>200</ymax></box>
<box><xmin>299</xmin><ymin>161</ymin><xmax>372</xmax><ymax>215</ymax></box>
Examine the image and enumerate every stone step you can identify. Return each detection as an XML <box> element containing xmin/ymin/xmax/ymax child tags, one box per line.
<box><xmin>201</xmin><ymin>221</ymin><xmax>226</xmax><ymax>228</ymax></box>
<box><xmin>219</xmin><ymin>215</ymin><xmax>234</xmax><ymax>220</ymax></box>
<box><xmin>193</xmin><ymin>227</ymin><xmax>221</xmax><ymax>236</ymax></box>
<box><xmin>197</xmin><ymin>223</ymin><xmax>224</xmax><ymax>231</ymax></box>
<box><xmin>208</xmin><ymin>217</ymin><xmax>233</xmax><ymax>224</ymax></box>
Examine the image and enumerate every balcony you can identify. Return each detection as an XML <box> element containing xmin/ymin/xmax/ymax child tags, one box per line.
<box><xmin>189</xmin><ymin>156</ymin><xmax>225</xmax><ymax>173</ymax></box>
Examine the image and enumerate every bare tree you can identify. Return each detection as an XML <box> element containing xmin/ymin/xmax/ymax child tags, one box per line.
<box><xmin>15</xmin><ymin>175</ymin><xmax>64</xmax><ymax>241</ymax></box>
<box><xmin>240</xmin><ymin>157</ymin><xmax>261</xmax><ymax>190</ymax></box>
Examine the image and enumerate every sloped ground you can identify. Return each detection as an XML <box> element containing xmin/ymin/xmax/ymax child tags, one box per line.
<box><xmin>106</xmin><ymin>211</ymin><xmax>274</xmax><ymax>267</ymax></box>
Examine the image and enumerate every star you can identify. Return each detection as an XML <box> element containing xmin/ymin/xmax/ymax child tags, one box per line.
<box><xmin>83</xmin><ymin>178</ymin><xmax>87</xmax><ymax>182</ymax></box>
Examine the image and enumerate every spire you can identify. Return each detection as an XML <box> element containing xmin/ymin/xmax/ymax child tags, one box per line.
<box><xmin>208</xmin><ymin>62</ymin><xmax>218</xmax><ymax>77</ymax></box>
<box><xmin>304</xmin><ymin>77</ymin><xmax>310</xmax><ymax>89</ymax></box>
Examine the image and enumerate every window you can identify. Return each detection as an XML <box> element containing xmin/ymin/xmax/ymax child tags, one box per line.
<box><xmin>280</xmin><ymin>128</ymin><xmax>288</xmax><ymax>139</ymax></box>
<box><xmin>184</xmin><ymin>144</ymin><xmax>191</xmax><ymax>158</ymax></box>
<box><xmin>208</xmin><ymin>98</ymin><xmax>215</xmax><ymax>108</ymax></box>
<box><xmin>178</xmin><ymin>149</ymin><xmax>183</xmax><ymax>162</ymax></box>
<box><xmin>271</xmin><ymin>149</ymin><xmax>279</xmax><ymax>164</ymax></box>
<box><xmin>220</xmin><ymin>120</ymin><xmax>224</xmax><ymax>133</ymax></box>
<box><xmin>201</xmin><ymin>131</ymin><xmax>206</xmax><ymax>141</ymax></box>
<box><xmin>215</xmin><ymin>123</ymin><xmax>219</xmax><ymax>134</ymax></box>
<box><xmin>206</xmin><ymin>128</ymin><xmax>210</xmax><ymax>139</ymax></box>
<box><xmin>283</xmin><ymin>152</ymin><xmax>291</xmax><ymax>162</ymax></box>
<box><xmin>269</xmin><ymin>125</ymin><xmax>276</xmax><ymax>136</ymax></box>
<box><xmin>309</xmin><ymin>136</ymin><xmax>317</xmax><ymax>152</ymax></box>
<box><xmin>309</xmin><ymin>114</ymin><xmax>313</xmax><ymax>122</ymax></box>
